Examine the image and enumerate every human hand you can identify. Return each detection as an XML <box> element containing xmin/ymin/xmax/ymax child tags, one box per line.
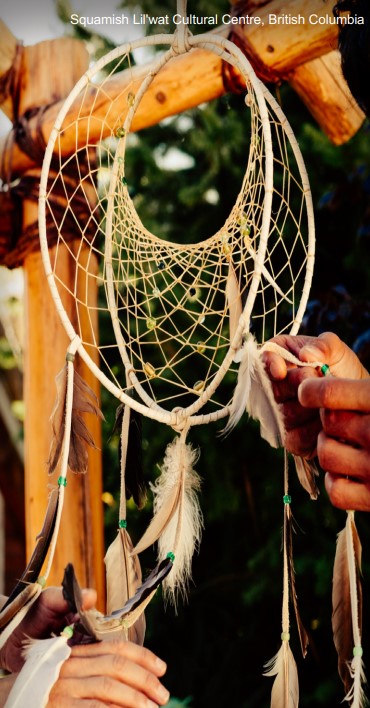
<box><xmin>299</xmin><ymin>377</ymin><xmax>370</xmax><ymax>512</ymax></box>
<box><xmin>262</xmin><ymin>332</ymin><xmax>369</xmax><ymax>457</ymax></box>
<box><xmin>47</xmin><ymin>639</ymin><xmax>169</xmax><ymax>707</ymax></box>
<box><xmin>0</xmin><ymin>586</ymin><xmax>97</xmax><ymax>673</ymax></box>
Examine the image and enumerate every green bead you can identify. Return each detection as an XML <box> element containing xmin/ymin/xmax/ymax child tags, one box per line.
<box><xmin>58</xmin><ymin>476</ymin><xmax>67</xmax><ymax>487</ymax></box>
<box><xmin>166</xmin><ymin>552</ymin><xmax>175</xmax><ymax>563</ymax></box>
<box><xmin>146</xmin><ymin>317</ymin><xmax>156</xmax><ymax>330</ymax></box>
<box><xmin>321</xmin><ymin>364</ymin><xmax>330</xmax><ymax>376</ymax></box>
<box><xmin>116</xmin><ymin>126</ymin><xmax>126</xmax><ymax>138</ymax></box>
<box><xmin>37</xmin><ymin>575</ymin><xmax>46</xmax><ymax>587</ymax></box>
<box><xmin>353</xmin><ymin>646</ymin><xmax>363</xmax><ymax>657</ymax></box>
<box><xmin>127</xmin><ymin>92</ymin><xmax>135</xmax><ymax>106</ymax></box>
<box><xmin>119</xmin><ymin>519</ymin><xmax>127</xmax><ymax>529</ymax></box>
<box><xmin>66</xmin><ymin>352</ymin><xmax>75</xmax><ymax>362</ymax></box>
<box><xmin>283</xmin><ymin>495</ymin><xmax>291</xmax><ymax>505</ymax></box>
<box><xmin>62</xmin><ymin>625</ymin><xmax>74</xmax><ymax>639</ymax></box>
<box><xmin>281</xmin><ymin>632</ymin><xmax>290</xmax><ymax>642</ymax></box>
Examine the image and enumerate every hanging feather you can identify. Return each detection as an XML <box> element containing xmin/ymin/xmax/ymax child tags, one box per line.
<box><xmin>132</xmin><ymin>436</ymin><xmax>203</xmax><ymax>603</ymax></box>
<box><xmin>0</xmin><ymin>584</ymin><xmax>43</xmax><ymax>652</ymax></box>
<box><xmin>293</xmin><ymin>456</ymin><xmax>319</xmax><ymax>501</ymax></box>
<box><xmin>0</xmin><ymin>488</ymin><xmax>59</xmax><ymax>649</ymax></box>
<box><xmin>332</xmin><ymin>512</ymin><xmax>365</xmax><ymax>705</ymax></box>
<box><xmin>225</xmin><ymin>333</ymin><xmax>284</xmax><ymax>447</ymax></box>
<box><xmin>101</xmin><ymin>556</ymin><xmax>173</xmax><ymax>629</ymax></box>
<box><xmin>48</xmin><ymin>364</ymin><xmax>104</xmax><ymax>475</ymax></box>
<box><xmin>265</xmin><ymin>453</ymin><xmax>300</xmax><ymax>706</ymax></box>
<box><xmin>104</xmin><ymin>528</ymin><xmax>145</xmax><ymax>645</ymax></box>
<box><xmin>285</xmin><ymin>507</ymin><xmax>309</xmax><ymax>658</ymax></box>
<box><xmin>113</xmin><ymin>403</ymin><xmax>146</xmax><ymax>509</ymax></box>
<box><xmin>62</xmin><ymin>560</ymin><xmax>172</xmax><ymax>640</ymax></box>
<box><xmin>4</xmin><ymin>635</ymin><xmax>72</xmax><ymax>708</ymax></box>
<box><xmin>264</xmin><ymin>642</ymin><xmax>299</xmax><ymax>707</ymax></box>
<box><xmin>1</xmin><ymin>487</ymin><xmax>58</xmax><ymax>616</ymax></box>
<box><xmin>104</xmin><ymin>400</ymin><xmax>146</xmax><ymax>643</ymax></box>
<box><xmin>226</xmin><ymin>260</ymin><xmax>243</xmax><ymax>346</ymax></box>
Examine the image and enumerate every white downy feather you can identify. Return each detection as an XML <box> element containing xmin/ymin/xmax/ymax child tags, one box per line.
<box><xmin>133</xmin><ymin>437</ymin><xmax>203</xmax><ymax>603</ymax></box>
<box><xmin>225</xmin><ymin>334</ymin><xmax>284</xmax><ymax>447</ymax></box>
<box><xmin>264</xmin><ymin>642</ymin><xmax>299</xmax><ymax>708</ymax></box>
<box><xmin>4</xmin><ymin>636</ymin><xmax>71</xmax><ymax>708</ymax></box>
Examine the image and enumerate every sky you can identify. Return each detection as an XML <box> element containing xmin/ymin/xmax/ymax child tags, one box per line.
<box><xmin>1</xmin><ymin>0</ymin><xmax>138</xmax><ymax>44</ymax></box>
<box><xmin>0</xmin><ymin>0</ymin><xmax>143</xmax><ymax>134</ymax></box>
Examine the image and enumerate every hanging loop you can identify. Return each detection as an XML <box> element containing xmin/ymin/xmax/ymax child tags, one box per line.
<box><xmin>173</xmin><ymin>0</ymin><xmax>191</xmax><ymax>54</ymax></box>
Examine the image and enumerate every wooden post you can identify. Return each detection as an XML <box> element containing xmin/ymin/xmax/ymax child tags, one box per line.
<box><xmin>288</xmin><ymin>50</ymin><xmax>365</xmax><ymax>145</ymax></box>
<box><xmin>13</xmin><ymin>36</ymin><xmax>105</xmax><ymax>599</ymax></box>
<box><xmin>0</xmin><ymin>19</ymin><xmax>18</xmax><ymax>121</ymax></box>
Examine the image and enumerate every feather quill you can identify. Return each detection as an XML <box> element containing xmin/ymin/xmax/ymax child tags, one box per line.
<box><xmin>4</xmin><ymin>636</ymin><xmax>71</xmax><ymax>708</ymax></box>
<box><xmin>293</xmin><ymin>456</ymin><xmax>319</xmax><ymax>501</ymax></box>
<box><xmin>225</xmin><ymin>334</ymin><xmax>284</xmax><ymax>447</ymax></box>
<box><xmin>132</xmin><ymin>436</ymin><xmax>203</xmax><ymax>603</ymax></box>
<box><xmin>226</xmin><ymin>260</ymin><xmax>243</xmax><ymax>346</ymax></box>
<box><xmin>105</xmin><ymin>528</ymin><xmax>145</xmax><ymax>644</ymax></box>
<box><xmin>264</xmin><ymin>642</ymin><xmax>299</xmax><ymax>707</ymax></box>
<box><xmin>48</xmin><ymin>365</ymin><xmax>104</xmax><ymax>475</ymax></box>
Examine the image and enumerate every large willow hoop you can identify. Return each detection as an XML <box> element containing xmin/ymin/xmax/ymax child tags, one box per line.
<box><xmin>38</xmin><ymin>22</ymin><xmax>314</xmax><ymax>429</ymax></box>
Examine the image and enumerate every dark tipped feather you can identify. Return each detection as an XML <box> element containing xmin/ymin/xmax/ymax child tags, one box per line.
<box><xmin>48</xmin><ymin>365</ymin><xmax>104</xmax><ymax>475</ymax></box>
<box><xmin>1</xmin><ymin>488</ymin><xmax>59</xmax><ymax>616</ymax></box>
<box><xmin>103</xmin><ymin>557</ymin><xmax>173</xmax><ymax>620</ymax></box>
<box><xmin>62</xmin><ymin>559</ymin><xmax>173</xmax><ymax>642</ymax></box>
<box><xmin>293</xmin><ymin>456</ymin><xmax>319</xmax><ymax>500</ymax></box>
<box><xmin>286</xmin><ymin>509</ymin><xmax>309</xmax><ymax>658</ymax></box>
<box><xmin>114</xmin><ymin>403</ymin><xmax>146</xmax><ymax>509</ymax></box>
<box><xmin>0</xmin><ymin>488</ymin><xmax>59</xmax><ymax>642</ymax></box>
<box><xmin>62</xmin><ymin>564</ymin><xmax>100</xmax><ymax>641</ymax></box>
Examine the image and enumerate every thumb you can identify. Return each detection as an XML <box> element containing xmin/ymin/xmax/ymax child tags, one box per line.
<box><xmin>80</xmin><ymin>588</ymin><xmax>97</xmax><ymax>611</ymax></box>
<box><xmin>300</xmin><ymin>332</ymin><xmax>368</xmax><ymax>380</ymax></box>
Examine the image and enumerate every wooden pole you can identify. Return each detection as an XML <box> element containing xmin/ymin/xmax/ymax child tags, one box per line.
<box><xmin>15</xmin><ymin>37</ymin><xmax>105</xmax><ymax>599</ymax></box>
<box><xmin>288</xmin><ymin>50</ymin><xmax>365</xmax><ymax>145</ymax></box>
<box><xmin>0</xmin><ymin>19</ymin><xmax>18</xmax><ymax>121</ymax></box>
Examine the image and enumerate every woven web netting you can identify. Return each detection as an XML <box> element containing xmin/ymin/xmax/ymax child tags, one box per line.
<box><xmin>40</xmin><ymin>35</ymin><xmax>314</xmax><ymax>419</ymax></box>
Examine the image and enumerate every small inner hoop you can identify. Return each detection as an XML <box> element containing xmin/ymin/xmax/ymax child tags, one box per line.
<box><xmin>38</xmin><ymin>31</ymin><xmax>314</xmax><ymax>427</ymax></box>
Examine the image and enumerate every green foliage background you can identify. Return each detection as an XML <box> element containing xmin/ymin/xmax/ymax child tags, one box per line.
<box><xmin>61</xmin><ymin>1</ymin><xmax>370</xmax><ymax>704</ymax></box>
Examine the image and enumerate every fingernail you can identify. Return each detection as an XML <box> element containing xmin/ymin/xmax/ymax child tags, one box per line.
<box><xmin>155</xmin><ymin>657</ymin><xmax>167</xmax><ymax>673</ymax></box>
<box><xmin>157</xmin><ymin>685</ymin><xmax>170</xmax><ymax>703</ymax></box>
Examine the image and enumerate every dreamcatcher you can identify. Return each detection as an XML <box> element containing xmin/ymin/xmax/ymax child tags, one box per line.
<box><xmin>1</xmin><ymin>1</ymin><xmax>365</xmax><ymax>706</ymax></box>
